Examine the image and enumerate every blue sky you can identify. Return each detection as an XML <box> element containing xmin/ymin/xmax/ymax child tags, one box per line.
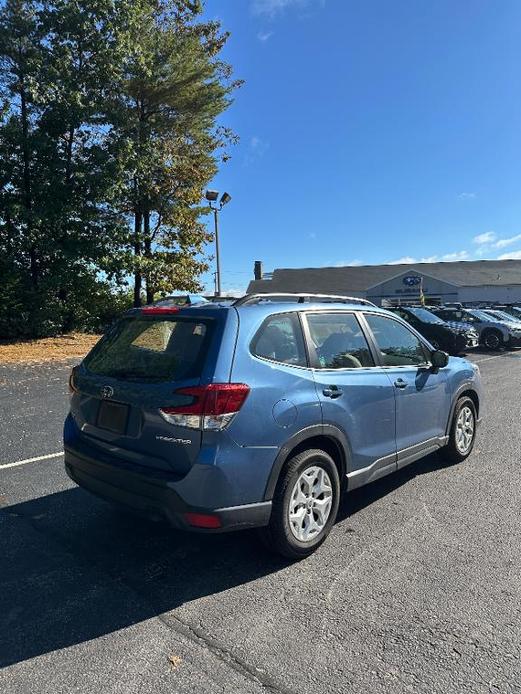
<box><xmin>201</xmin><ymin>0</ymin><xmax>521</xmax><ymax>294</ymax></box>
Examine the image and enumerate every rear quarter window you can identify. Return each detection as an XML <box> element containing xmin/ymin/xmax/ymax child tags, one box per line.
<box><xmin>251</xmin><ymin>312</ymin><xmax>307</xmax><ymax>366</ymax></box>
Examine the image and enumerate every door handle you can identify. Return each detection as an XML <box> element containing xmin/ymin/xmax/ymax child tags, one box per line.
<box><xmin>323</xmin><ymin>385</ymin><xmax>343</xmax><ymax>398</ymax></box>
<box><xmin>394</xmin><ymin>378</ymin><xmax>407</xmax><ymax>389</ymax></box>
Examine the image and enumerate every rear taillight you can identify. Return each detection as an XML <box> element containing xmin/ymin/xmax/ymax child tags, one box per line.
<box><xmin>159</xmin><ymin>383</ymin><xmax>250</xmax><ymax>430</ymax></box>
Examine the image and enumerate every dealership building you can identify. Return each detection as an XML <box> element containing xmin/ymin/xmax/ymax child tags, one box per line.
<box><xmin>247</xmin><ymin>259</ymin><xmax>521</xmax><ymax>306</ymax></box>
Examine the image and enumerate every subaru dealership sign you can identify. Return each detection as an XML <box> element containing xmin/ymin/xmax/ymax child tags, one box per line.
<box><xmin>402</xmin><ymin>275</ymin><xmax>422</xmax><ymax>287</ymax></box>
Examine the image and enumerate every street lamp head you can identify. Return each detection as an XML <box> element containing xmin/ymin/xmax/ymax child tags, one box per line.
<box><xmin>220</xmin><ymin>192</ymin><xmax>231</xmax><ymax>207</ymax></box>
<box><xmin>205</xmin><ymin>189</ymin><xmax>219</xmax><ymax>202</ymax></box>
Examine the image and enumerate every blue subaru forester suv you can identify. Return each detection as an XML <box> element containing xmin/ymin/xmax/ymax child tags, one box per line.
<box><xmin>64</xmin><ymin>293</ymin><xmax>482</xmax><ymax>558</ymax></box>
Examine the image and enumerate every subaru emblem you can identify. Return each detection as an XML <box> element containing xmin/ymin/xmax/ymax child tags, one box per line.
<box><xmin>101</xmin><ymin>385</ymin><xmax>114</xmax><ymax>399</ymax></box>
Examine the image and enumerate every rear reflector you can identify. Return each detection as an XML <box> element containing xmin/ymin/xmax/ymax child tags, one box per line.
<box><xmin>141</xmin><ymin>306</ymin><xmax>180</xmax><ymax>315</ymax></box>
<box><xmin>184</xmin><ymin>512</ymin><xmax>221</xmax><ymax>529</ymax></box>
<box><xmin>159</xmin><ymin>383</ymin><xmax>250</xmax><ymax>430</ymax></box>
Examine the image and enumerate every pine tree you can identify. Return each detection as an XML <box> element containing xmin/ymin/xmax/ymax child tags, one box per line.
<box><xmin>0</xmin><ymin>0</ymin><xmax>127</xmax><ymax>335</ymax></box>
<box><xmin>106</xmin><ymin>0</ymin><xmax>241</xmax><ymax>305</ymax></box>
<box><xmin>0</xmin><ymin>0</ymin><xmax>240</xmax><ymax>335</ymax></box>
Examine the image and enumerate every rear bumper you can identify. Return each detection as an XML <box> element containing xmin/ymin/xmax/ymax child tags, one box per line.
<box><xmin>64</xmin><ymin>445</ymin><xmax>272</xmax><ymax>532</ymax></box>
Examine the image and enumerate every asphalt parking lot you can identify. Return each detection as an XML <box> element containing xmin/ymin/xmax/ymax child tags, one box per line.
<box><xmin>1</xmin><ymin>350</ymin><xmax>521</xmax><ymax>694</ymax></box>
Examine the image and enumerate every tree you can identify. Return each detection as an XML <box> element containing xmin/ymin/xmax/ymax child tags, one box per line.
<box><xmin>0</xmin><ymin>0</ymin><xmax>127</xmax><ymax>335</ymax></box>
<box><xmin>0</xmin><ymin>0</ymin><xmax>240</xmax><ymax>336</ymax></box>
<box><xmin>0</xmin><ymin>0</ymin><xmax>43</xmax><ymax>294</ymax></box>
<box><xmin>106</xmin><ymin>0</ymin><xmax>241</xmax><ymax>305</ymax></box>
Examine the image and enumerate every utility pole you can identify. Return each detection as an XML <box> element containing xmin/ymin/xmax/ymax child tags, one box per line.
<box><xmin>213</xmin><ymin>207</ymin><xmax>222</xmax><ymax>297</ymax></box>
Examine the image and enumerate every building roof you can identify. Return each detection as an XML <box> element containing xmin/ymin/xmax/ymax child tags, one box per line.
<box><xmin>247</xmin><ymin>259</ymin><xmax>521</xmax><ymax>295</ymax></box>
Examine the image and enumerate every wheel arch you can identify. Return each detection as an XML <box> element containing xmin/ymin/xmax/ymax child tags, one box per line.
<box><xmin>263</xmin><ymin>425</ymin><xmax>350</xmax><ymax>500</ymax></box>
<box><xmin>481</xmin><ymin>326</ymin><xmax>505</xmax><ymax>345</ymax></box>
<box><xmin>445</xmin><ymin>385</ymin><xmax>480</xmax><ymax>435</ymax></box>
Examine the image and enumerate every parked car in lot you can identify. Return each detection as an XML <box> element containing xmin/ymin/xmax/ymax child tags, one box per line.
<box><xmin>64</xmin><ymin>293</ymin><xmax>482</xmax><ymax>559</ymax></box>
<box><xmin>488</xmin><ymin>305</ymin><xmax>521</xmax><ymax>320</ymax></box>
<box><xmin>432</xmin><ymin>307</ymin><xmax>521</xmax><ymax>350</ymax></box>
<box><xmin>387</xmin><ymin>306</ymin><xmax>479</xmax><ymax>355</ymax></box>
<box><xmin>481</xmin><ymin>308</ymin><xmax>521</xmax><ymax>327</ymax></box>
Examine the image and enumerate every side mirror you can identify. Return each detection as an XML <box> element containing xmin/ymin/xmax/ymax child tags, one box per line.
<box><xmin>431</xmin><ymin>349</ymin><xmax>449</xmax><ymax>369</ymax></box>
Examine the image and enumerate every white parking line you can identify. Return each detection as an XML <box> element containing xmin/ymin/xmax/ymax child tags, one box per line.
<box><xmin>0</xmin><ymin>451</ymin><xmax>63</xmax><ymax>470</ymax></box>
<box><xmin>472</xmin><ymin>352</ymin><xmax>521</xmax><ymax>364</ymax></box>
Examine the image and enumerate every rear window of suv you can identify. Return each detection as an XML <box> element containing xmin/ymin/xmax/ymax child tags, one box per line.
<box><xmin>84</xmin><ymin>316</ymin><xmax>213</xmax><ymax>382</ymax></box>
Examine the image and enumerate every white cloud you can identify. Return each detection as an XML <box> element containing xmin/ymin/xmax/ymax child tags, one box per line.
<box><xmin>388</xmin><ymin>256</ymin><xmax>417</xmax><ymax>265</ymax></box>
<box><xmin>473</xmin><ymin>231</ymin><xmax>496</xmax><ymax>245</ymax></box>
<box><xmin>332</xmin><ymin>259</ymin><xmax>363</xmax><ymax>267</ymax></box>
<box><xmin>472</xmin><ymin>231</ymin><xmax>521</xmax><ymax>250</ymax></box>
<box><xmin>494</xmin><ymin>234</ymin><xmax>521</xmax><ymax>249</ymax></box>
<box><xmin>419</xmin><ymin>255</ymin><xmax>439</xmax><ymax>263</ymax></box>
<box><xmin>440</xmin><ymin>250</ymin><xmax>469</xmax><ymax>261</ymax></box>
<box><xmin>250</xmin><ymin>136</ymin><xmax>269</xmax><ymax>154</ymax></box>
<box><xmin>497</xmin><ymin>250</ymin><xmax>521</xmax><ymax>260</ymax></box>
<box><xmin>387</xmin><ymin>250</ymin><xmax>469</xmax><ymax>265</ymax></box>
<box><xmin>252</xmin><ymin>0</ymin><xmax>323</xmax><ymax>18</ymax></box>
<box><xmin>257</xmin><ymin>30</ymin><xmax>274</xmax><ymax>41</ymax></box>
<box><xmin>458</xmin><ymin>192</ymin><xmax>477</xmax><ymax>200</ymax></box>
<box><xmin>204</xmin><ymin>283</ymin><xmax>246</xmax><ymax>297</ymax></box>
<box><xmin>244</xmin><ymin>135</ymin><xmax>269</xmax><ymax>165</ymax></box>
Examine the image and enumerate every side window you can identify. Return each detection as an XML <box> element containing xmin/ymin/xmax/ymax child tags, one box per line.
<box><xmin>307</xmin><ymin>313</ymin><xmax>374</xmax><ymax>369</ymax></box>
<box><xmin>365</xmin><ymin>314</ymin><xmax>428</xmax><ymax>367</ymax></box>
<box><xmin>251</xmin><ymin>313</ymin><xmax>306</xmax><ymax>366</ymax></box>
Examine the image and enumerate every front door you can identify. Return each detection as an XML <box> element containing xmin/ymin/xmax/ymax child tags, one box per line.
<box><xmin>363</xmin><ymin>313</ymin><xmax>451</xmax><ymax>466</ymax></box>
<box><xmin>304</xmin><ymin>311</ymin><xmax>397</xmax><ymax>486</ymax></box>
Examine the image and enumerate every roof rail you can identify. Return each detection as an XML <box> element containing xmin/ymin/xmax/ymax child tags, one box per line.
<box><xmin>233</xmin><ymin>293</ymin><xmax>376</xmax><ymax>307</ymax></box>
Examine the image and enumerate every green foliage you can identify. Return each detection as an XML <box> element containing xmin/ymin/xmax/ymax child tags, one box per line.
<box><xmin>104</xmin><ymin>0</ymin><xmax>241</xmax><ymax>305</ymax></box>
<box><xmin>0</xmin><ymin>0</ymin><xmax>239</xmax><ymax>336</ymax></box>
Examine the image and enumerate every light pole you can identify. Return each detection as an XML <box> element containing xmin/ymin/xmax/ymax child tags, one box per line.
<box><xmin>205</xmin><ymin>190</ymin><xmax>231</xmax><ymax>297</ymax></box>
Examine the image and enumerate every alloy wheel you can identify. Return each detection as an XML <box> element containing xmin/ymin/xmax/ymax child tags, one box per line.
<box><xmin>455</xmin><ymin>406</ymin><xmax>475</xmax><ymax>454</ymax></box>
<box><xmin>288</xmin><ymin>465</ymin><xmax>333</xmax><ymax>542</ymax></box>
<box><xmin>484</xmin><ymin>332</ymin><xmax>500</xmax><ymax>349</ymax></box>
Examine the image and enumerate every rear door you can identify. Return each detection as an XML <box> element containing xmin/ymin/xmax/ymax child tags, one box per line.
<box><xmin>228</xmin><ymin>311</ymin><xmax>320</xmax><ymax>447</ymax></box>
<box><xmin>71</xmin><ymin>310</ymin><xmax>225</xmax><ymax>475</ymax></box>
<box><xmin>303</xmin><ymin>311</ymin><xmax>397</xmax><ymax>482</ymax></box>
<box><xmin>363</xmin><ymin>312</ymin><xmax>451</xmax><ymax>465</ymax></box>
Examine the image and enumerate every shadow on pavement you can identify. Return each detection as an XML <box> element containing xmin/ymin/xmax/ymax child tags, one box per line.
<box><xmin>0</xmin><ymin>449</ymin><xmax>453</xmax><ymax>668</ymax></box>
<box><xmin>339</xmin><ymin>449</ymin><xmax>455</xmax><ymax>521</ymax></box>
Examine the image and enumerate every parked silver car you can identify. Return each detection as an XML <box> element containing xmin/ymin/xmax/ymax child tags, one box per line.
<box><xmin>433</xmin><ymin>308</ymin><xmax>521</xmax><ymax>350</ymax></box>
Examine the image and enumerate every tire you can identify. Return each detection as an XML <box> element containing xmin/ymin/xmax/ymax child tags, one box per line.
<box><xmin>482</xmin><ymin>329</ymin><xmax>502</xmax><ymax>350</ymax></box>
<box><xmin>441</xmin><ymin>396</ymin><xmax>477</xmax><ymax>464</ymax></box>
<box><xmin>259</xmin><ymin>449</ymin><xmax>341</xmax><ymax>560</ymax></box>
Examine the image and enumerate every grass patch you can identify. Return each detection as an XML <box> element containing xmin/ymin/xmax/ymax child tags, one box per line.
<box><xmin>0</xmin><ymin>332</ymin><xmax>100</xmax><ymax>364</ymax></box>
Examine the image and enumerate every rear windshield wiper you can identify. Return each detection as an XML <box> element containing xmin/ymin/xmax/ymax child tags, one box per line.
<box><xmin>100</xmin><ymin>369</ymin><xmax>151</xmax><ymax>381</ymax></box>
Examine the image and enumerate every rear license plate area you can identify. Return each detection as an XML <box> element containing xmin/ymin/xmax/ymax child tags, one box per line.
<box><xmin>97</xmin><ymin>401</ymin><xmax>129</xmax><ymax>434</ymax></box>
